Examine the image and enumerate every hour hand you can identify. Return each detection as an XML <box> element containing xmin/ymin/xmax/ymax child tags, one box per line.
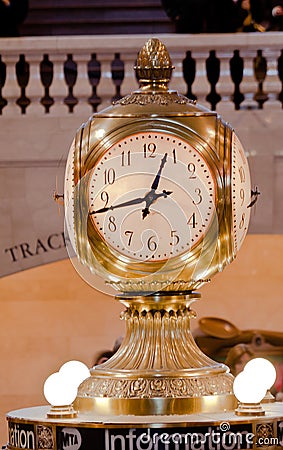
<box><xmin>142</xmin><ymin>189</ymin><xmax>172</xmax><ymax>219</ymax></box>
<box><xmin>90</xmin><ymin>196</ymin><xmax>144</xmax><ymax>215</ymax></box>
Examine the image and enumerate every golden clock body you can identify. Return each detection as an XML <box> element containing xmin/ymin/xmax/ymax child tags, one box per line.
<box><xmin>64</xmin><ymin>39</ymin><xmax>251</xmax><ymax>416</ymax></box>
<box><xmin>65</xmin><ymin>90</ymin><xmax>250</xmax><ymax>294</ymax></box>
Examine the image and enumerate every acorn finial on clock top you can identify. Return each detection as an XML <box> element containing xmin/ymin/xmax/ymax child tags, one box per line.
<box><xmin>64</xmin><ymin>38</ymin><xmax>253</xmax><ymax>416</ymax></box>
<box><xmin>134</xmin><ymin>37</ymin><xmax>174</xmax><ymax>84</ymax></box>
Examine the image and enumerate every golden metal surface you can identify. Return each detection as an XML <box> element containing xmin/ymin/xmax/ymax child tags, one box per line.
<box><xmin>235</xmin><ymin>403</ymin><xmax>266</xmax><ymax>416</ymax></box>
<box><xmin>134</xmin><ymin>38</ymin><xmax>174</xmax><ymax>85</ymax></box>
<box><xmin>64</xmin><ymin>38</ymin><xmax>251</xmax><ymax>417</ymax></box>
<box><xmin>7</xmin><ymin>403</ymin><xmax>283</xmax><ymax>427</ymax></box>
<box><xmin>69</xmin><ymin>37</ymin><xmax>237</xmax><ymax>293</ymax></box>
<box><xmin>74</xmin><ymin>395</ymin><xmax>236</xmax><ymax>417</ymax></box>
<box><xmin>73</xmin><ymin>116</ymin><xmax>233</xmax><ymax>293</ymax></box>
<box><xmin>75</xmin><ymin>293</ymin><xmax>236</xmax><ymax>416</ymax></box>
<box><xmin>46</xmin><ymin>405</ymin><xmax>77</xmax><ymax>419</ymax></box>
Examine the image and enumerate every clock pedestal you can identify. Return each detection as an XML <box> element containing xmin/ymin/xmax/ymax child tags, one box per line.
<box><xmin>75</xmin><ymin>292</ymin><xmax>236</xmax><ymax>416</ymax></box>
<box><xmin>63</xmin><ymin>38</ymin><xmax>251</xmax><ymax>418</ymax></box>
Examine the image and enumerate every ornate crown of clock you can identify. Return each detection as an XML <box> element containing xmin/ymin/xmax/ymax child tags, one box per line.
<box><xmin>64</xmin><ymin>38</ymin><xmax>252</xmax><ymax>416</ymax></box>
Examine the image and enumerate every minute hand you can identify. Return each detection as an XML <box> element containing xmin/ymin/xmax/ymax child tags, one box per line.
<box><xmin>90</xmin><ymin>196</ymin><xmax>145</xmax><ymax>214</ymax></box>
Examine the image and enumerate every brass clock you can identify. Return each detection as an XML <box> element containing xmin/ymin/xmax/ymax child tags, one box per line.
<box><xmin>65</xmin><ymin>114</ymin><xmax>250</xmax><ymax>293</ymax></box>
<box><xmin>64</xmin><ymin>38</ymin><xmax>252</xmax><ymax>416</ymax></box>
<box><xmin>89</xmin><ymin>131</ymin><xmax>217</xmax><ymax>261</ymax></box>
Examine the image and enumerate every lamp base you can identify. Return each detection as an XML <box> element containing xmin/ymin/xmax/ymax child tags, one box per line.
<box><xmin>262</xmin><ymin>390</ymin><xmax>276</xmax><ymax>403</ymax></box>
<box><xmin>46</xmin><ymin>404</ymin><xmax>77</xmax><ymax>419</ymax></box>
<box><xmin>235</xmin><ymin>402</ymin><xmax>265</xmax><ymax>416</ymax></box>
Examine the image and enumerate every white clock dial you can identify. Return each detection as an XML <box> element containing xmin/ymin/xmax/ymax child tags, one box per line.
<box><xmin>64</xmin><ymin>138</ymin><xmax>76</xmax><ymax>254</ymax></box>
<box><xmin>88</xmin><ymin>131</ymin><xmax>217</xmax><ymax>262</ymax></box>
<box><xmin>231</xmin><ymin>132</ymin><xmax>251</xmax><ymax>251</ymax></box>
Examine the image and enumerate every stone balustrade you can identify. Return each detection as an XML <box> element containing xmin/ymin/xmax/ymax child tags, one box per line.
<box><xmin>0</xmin><ymin>33</ymin><xmax>283</xmax><ymax>115</ymax></box>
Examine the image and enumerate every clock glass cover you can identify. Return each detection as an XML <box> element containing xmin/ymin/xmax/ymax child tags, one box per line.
<box><xmin>88</xmin><ymin>131</ymin><xmax>217</xmax><ymax>263</ymax></box>
<box><xmin>231</xmin><ymin>132</ymin><xmax>251</xmax><ymax>252</ymax></box>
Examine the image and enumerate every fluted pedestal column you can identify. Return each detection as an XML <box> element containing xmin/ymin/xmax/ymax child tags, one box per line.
<box><xmin>75</xmin><ymin>292</ymin><xmax>236</xmax><ymax>416</ymax></box>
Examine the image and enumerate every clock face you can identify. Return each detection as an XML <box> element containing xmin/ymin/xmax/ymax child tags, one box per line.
<box><xmin>64</xmin><ymin>138</ymin><xmax>76</xmax><ymax>254</ymax></box>
<box><xmin>88</xmin><ymin>131</ymin><xmax>217</xmax><ymax>263</ymax></box>
<box><xmin>231</xmin><ymin>132</ymin><xmax>251</xmax><ymax>252</ymax></box>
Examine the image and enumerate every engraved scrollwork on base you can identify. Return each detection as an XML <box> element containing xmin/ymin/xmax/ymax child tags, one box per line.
<box><xmin>130</xmin><ymin>378</ymin><xmax>148</xmax><ymax>396</ymax></box>
<box><xmin>115</xmin><ymin>92</ymin><xmax>195</xmax><ymax>106</ymax></box>
<box><xmin>36</xmin><ymin>425</ymin><xmax>54</xmax><ymax>449</ymax></box>
<box><xmin>256</xmin><ymin>423</ymin><xmax>274</xmax><ymax>446</ymax></box>
<box><xmin>149</xmin><ymin>379</ymin><xmax>169</xmax><ymax>397</ymax></box>
<box><xmin>170</xmin><ymin>378</ymin><xmax>190</xmax><ymax>397</ymax></box>
<box><xmin>78</xmin><ymin>374</ymin><xmax>233</xmax><ymax>399</ymax></box>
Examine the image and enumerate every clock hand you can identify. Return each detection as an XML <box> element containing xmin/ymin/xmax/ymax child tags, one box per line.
<box><xmin>90</xmin><ymin>196</ymin><xmax>145</xmax><ymax>214</ymax></box>
<box><xmin>142</xmin><ymin>189</ymin><xmax>173</xmax><ymax>219</ymax></box>
<box><xmin>247</xmin><ymin>186</ymin><xmax>260</xmax><ymax>208</ymax></box>
<box><xmin>151</xmin><ymin>153</ymin><xmax>168</xmax><ymax>190</ymax></box>
<box><xmin>140</xmin><ymin>153</ymin><xmax>170</xmax><ymax>219</ymax></box>
<box><xmin>91</xmin><ymin>188</ymin><xmax>173</xmax><ymax>217</ymax></box>
<box><xmin>91</xmin><ymin>153</ymin><xmax>171</xmax><ymax>216</ymax></box>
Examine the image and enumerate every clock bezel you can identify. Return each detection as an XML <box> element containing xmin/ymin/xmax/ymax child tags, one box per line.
<box><xmin>230</xmin><ymin>131</ymin><xmax>251</xmax><ymax>253</ymax></box>
<box><xmin>73</xmin><ymin>119</ymin><xmax>225</xmax><ymax>284</ymax></box>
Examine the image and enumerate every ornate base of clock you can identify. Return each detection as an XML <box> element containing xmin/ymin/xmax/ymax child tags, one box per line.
<box><xmin>75</xmin><ymin>292</ymin><xmax>236</xmax><ymax>416</ymax></box>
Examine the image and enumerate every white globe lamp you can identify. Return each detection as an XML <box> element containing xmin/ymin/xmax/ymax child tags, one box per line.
<box><xmin>43</xmin><ymin>360</ymin><xmax>90</xmax><ymax>418</ymax></box>
<box><xmin>233</xmin><ymin>370</ymin><xmax>267</xmax><ymax>416</ymax></box>
<box><xmin>244</xmin><ymin>357</ymin><xmax>277</xmax><ymax>403</ymax></box>
<box><xmin>59</xmin><ymin>360</ymin><xmax>90</xmax><ymax>388</ymax></box>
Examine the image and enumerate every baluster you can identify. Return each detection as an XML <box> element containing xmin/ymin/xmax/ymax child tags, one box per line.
<box><xmin>205</xmin><ymin>50</ymin><xmax>221</xmax><ymax>110</ymax></box>
<box><xmin>229</xmin><ymin>50</ymin><xmax>245</xmax><ymax>110</ymax></box>
<box><xmin>111</xmin><ymin>53</ymin><xmax>124</xmax><ymax>103</ymax></box>
<box><xmin>15</xmin><ymin>54</ymin><xmax>30</xmax><ymax>114</ymax></box>
<box><xmin>277</xmin><ymin>50</ymin><xmax>283</xmax><ymax>109</ymax></box>
<box><xmin>40</xmin><ymin>54</ymin><xmax>54</xmax><ymax>113</ymax></box>
<box><xmin>253</xmin><ymin>49</ymin><xmax>268</xmax><ymax>109</ymax></box>
<box><xmin>64</xmin><ymin>54</ymin><xmax>78</xmax><ymax>113</ymax></box>
<box><xmin>182</xmin><ymin>51</ymin><xmax>197</xmax><ymax>101</ymax></box>
<box><xmin>87</xmin><ymin>53</ymin><xmax>101</xmax><ymax>112</ymax></box>
<box><xmin>0</xmin><ymin>56</ymin><xmax>7</xmax><ymax>114</ymax></box>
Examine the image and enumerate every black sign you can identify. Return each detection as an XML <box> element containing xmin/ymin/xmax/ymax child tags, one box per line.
<box><xmin>56</xmin><ymin>423</ymin><xmax>255</xmax><ymax>450</ymax></box>
<box><xmin>8</xmin><ymin>422</ymin><xmax>36</xmax><ymax>449</ymax></box>
<box><xmin>9</xmin><ymin>420</ymin><xmax>283</xmax><ymax>450</ymax></box>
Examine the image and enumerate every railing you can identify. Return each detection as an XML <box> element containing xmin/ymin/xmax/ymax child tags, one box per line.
<box><xmin>0</xmin><ymin>33</ymin><xmax>283</xmax><ymax>116</ymax></box>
